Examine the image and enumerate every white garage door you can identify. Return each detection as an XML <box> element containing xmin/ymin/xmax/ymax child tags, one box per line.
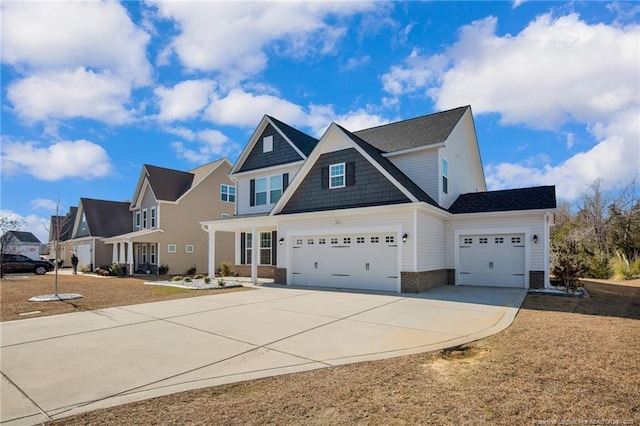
<box><xmin>291</xmin><ymin>233</ymin><xmax>399</xmax><ymax>292</ymax></box>
<box><xmin>75</xmin><ymin>243</ymin><xmax>92</xmax><ymax>268</ymax></box>
<box><xmin>459</xmin><ymin>234</ymin><xmax>525</xmax><ymax>288</ymax></box>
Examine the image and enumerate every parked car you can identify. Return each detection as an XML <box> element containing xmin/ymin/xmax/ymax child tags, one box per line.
<box><xmin>1</xmin><ymin>254</ymin><xmax>54</xmax><ymax>275</ymax></box>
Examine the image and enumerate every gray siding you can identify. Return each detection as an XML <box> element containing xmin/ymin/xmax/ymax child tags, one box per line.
<box><xmin>280</xmin><ymin>148</ymin><xmax>411</xmax><ymax>214</ymax></box>
<box><xmin>239</xmin><ymin>124</ymin><xmax>303</xmax><ymax>172</ymax></box>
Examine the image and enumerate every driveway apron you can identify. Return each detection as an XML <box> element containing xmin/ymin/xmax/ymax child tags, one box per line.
<box><xmin>0</xmin><ymin>285</ymin><xmax>525</xmax><ymax>425</ymax></box>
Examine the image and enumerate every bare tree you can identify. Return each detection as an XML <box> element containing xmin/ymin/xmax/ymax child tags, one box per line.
<box><xmin>576</xmin><ymin>178</ymin><xmax>610</xmax><ymax>255</ymax></box>
<box><xmin>0</xmin><ymin>215</ymin><xmax>27</xmax><ymax>278</ymax></box>
<box><xmin>608</xmin><ymin>176</ymin><xmax>640</xmax><ymax>260</ymax></box>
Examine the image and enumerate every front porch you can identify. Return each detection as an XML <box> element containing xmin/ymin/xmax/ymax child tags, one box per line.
<box><xmin>103</xmin><ymin>229</ymin><xmax>164</xmax><ymax>276</ymax></box>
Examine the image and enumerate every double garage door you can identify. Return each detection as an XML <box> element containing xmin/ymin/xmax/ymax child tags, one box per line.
<box><xmin>459</xmin><ymin>234</ymin><xmax>525</xmax><ymax>288</ymax></box>
<box><xmin>291</xmin><ymin>233</ymin><xmax>399</xmax><ymax>292</ymax></box>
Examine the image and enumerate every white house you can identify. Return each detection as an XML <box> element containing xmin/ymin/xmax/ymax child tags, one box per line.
<box><xmin>202</xmin><ymin>106</ymin><xmax>556</xmax><ymax>293</ymax></box>
<box><xmin>2</xmin><ymin>231</ymin><xmax>43</xmax><ymax>260</ymax></box>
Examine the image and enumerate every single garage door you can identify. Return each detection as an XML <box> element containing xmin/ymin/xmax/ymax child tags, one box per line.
<box><xmin>75</xmin><ymin>243</ymin><xmax>92</xmax><ymax>269</ymax></box>
<box><xmin>291</xmin><ymin>233</ymin><xmax>399</xmax><ymax>292</ymax></box>
<box><xmin>459</xmin><ymin>234</ymin><xmax>525</xmax><ymax>288</ymax></box>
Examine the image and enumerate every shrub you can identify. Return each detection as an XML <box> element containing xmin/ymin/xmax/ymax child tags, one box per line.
<box><xmin>585</xmin><ymin>253</ymin><xmax>612</xmax><ymax>279</ymax></box>
<box><xmin>193</xmin><ymin>274</ymin><xmax>205</xmax><ymax>280</ymax></box>
<box><xmin>93</xmin><ymin>267</ymin><xmax>109</xmax><ymax>276</ymax></box>
<box><xmin>109</xmin><ymin>263</ymin><xmax>123</xmax><ymax>277</ymax></box>
<box><xmin>172</xmin><ymin>276</ymin><xmax>184</xmax><ymax>281</ymax></box>
<box><xmin>80</xmin><ymin>264</ymin><xmax>92</xmax><ymax>273</ymax></box>
<box><xmin>219</xmin><ymin>261</ymin><xmax>232</xmax><ymax>277</ymax></box>
<box><xmin>186</xmin><ymin>266</ymin><xmax>197</xmax><ymax>275</ymax></box>
<box><xmin>204</xmin><ymin>276</ymin><xmax>212</xmax><ymax>284</ymax></box>
<box><xmin>158</xmin><ymin>264</ymin><xmax>169</xmax><ymax>275</ymax></box>
<box><xmin>611</xmin><ymin>251</ymin><xmax>640</xmax><ymax>280</ymax></box>
<box><xmin>184</xmin><ymin>277</ymin><xmax>192</xmax><ymax>283</ymax></box>
<box><xmin>551</xmin><ymin>240</ymin><xmax>586</xmax><ymax>292</ymax></box>
<box><xmin>217</xmin><ymin>278</ymin><xmax>225</xmax><ymax>287</ymax></box>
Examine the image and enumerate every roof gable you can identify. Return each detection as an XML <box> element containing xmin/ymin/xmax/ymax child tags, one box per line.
<box><xmin>49</xmin><ymin>206</ymin><xmax>77</xmax><ymax>242</ymax></box>
<box><xmin>77</xmin><ymin>198</ymin><xmax>132</xmax><ymax>237</ymax></box>
<box><xmin>144</xmin><ymin>165</ymin><xmax>194</xmax><ymax>202</ymax></box>
<box><xmin>7</xmin><ymin>231</ymin><xmax>41</xmax><ymax>243</ymax></box>
<box><xmin>448</xmin><ymin>186</ymin><xmax>557</xmax><ymax>214</ymax></box>
<box><xmin>354</xmin><ymin>106</ymin><xmax>469</xmax><ymax>153</ymax></box>
<box><xmin>231</xmin><ymin>115</ymin><xmax>318</xmax><ymax>174</ymax></box>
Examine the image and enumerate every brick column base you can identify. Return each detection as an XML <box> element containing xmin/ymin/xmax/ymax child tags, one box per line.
<box><xmin>274</xmin><ymin>268</ymin><xmax>287</xmax><ymax>285</ymax></box>
<box><xmin>401</xmin><ymin>269</ymin><xmax>451</xmax><ymax>293</ymax></box>
<box><xmin>529</xmin><ymin>270</ymin><xmax>545</xmax><ymax>289</ymax></box>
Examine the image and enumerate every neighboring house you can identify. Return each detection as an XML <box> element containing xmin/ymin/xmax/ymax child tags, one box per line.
<box><xmin>2</xmin><ymin>231</ymin><xmax>42</xmax><ymax>260</ymax></box>
<box><xmin>70</xmin><ymin>198</ymin><xmax>132</xmax><ymax>271</ymax></box>
<box><xmin>202</xmin><ymin>106</ymin><xmax>557</xmax><ymax>293</ymax></box>
<box><xmin>103</xmin><ymin>159</ymin><xmax>235</xmax><ymax>276</ymax></box>
<box><xmin>48</xmin><ymin>206</ymin><xmax>77</xmax><ymax>266</ymax></box>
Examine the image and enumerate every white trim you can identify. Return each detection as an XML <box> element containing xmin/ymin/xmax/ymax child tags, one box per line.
<box><xmin>150</xmin><ymin>206</ymin><xmax>157</xmax><ymax>228</ymax></box>
<box><xmin>263</xmin><ymin>135</ymin><xmax>273</xmax><ymax>153</ymax></box>
<box><xmin>381</xmin><ymin>142</ymin><xmax>445</xmax><ymax>158</ymax></box>
<box><xmin>168</xmin><ymin>244</ymin><xmax>176</xmax><ymax>253</ymax></box>
<box><xmin>329</xmin><ymin>162</ymin><xmax>346</xmax><ymax>189</ymax></box>
<box><xmin>230</xmin><ymin>160</ymin><xmax>304</xmax><ymax>178</ymax></box>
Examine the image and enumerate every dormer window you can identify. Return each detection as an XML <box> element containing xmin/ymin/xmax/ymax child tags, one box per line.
<box><xmin>81</xmin><ymin>213</ymin><xmax>87</xmax><ymax>230</ymax></box>
<box><xmin>329</xmin><ymin>163</ymin><xmax>345</xmax><ymax>188</ymax></box>
<box><xmin>263</xmin><ymin>136</ymin><xmax>273</xmax><ymax>153</ymax></box>
<box><xmin>135</xmin><ymin>211</ymin><xmax>141</xmax><ymax>229</ymax></box>
<box><xmin>442</xmin><ymin>158</ymin><xmax>448</xmax><ymax>194</ymax></box>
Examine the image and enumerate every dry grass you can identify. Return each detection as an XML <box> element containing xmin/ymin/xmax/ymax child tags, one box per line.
<box><xmin>47</xmin><ymin>280</ymin><xmax>640</xmax><ymax>425</ymax></box>
<box><xmin>0</xmin><ymin>273</ymin><xmax>251</xmax><ymax>322</ymax></box>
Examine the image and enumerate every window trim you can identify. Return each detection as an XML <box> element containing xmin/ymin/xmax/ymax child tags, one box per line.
<box><xmin>81</xmin><ymin>213</ymin><xmax>87</xmax><ymax>230</ymax></box>
<box><xmin>135</xmin><ymin>211</ymin><xmax>141</xmax><ymax>229</ymax></box>
<box><xmin>150</xmin><ymin>206</ymin><xmax>157</xmax><ymax>228</ymax></box>
<box><xmin>168</xmin><ymin>244</ymin><xmax>176</xmax><ymax>253</ymax></box>
<box><xmin>150</xmin><ymin>244</ymin><xmax>156</xmax><ymax>264</ymax></box>
<box><xmin>221</xmin><ymin>184</ymin><xmax>236</xmax><ymax>203</ymax></box>
<box><xmin>254</xmin><ymin>175</ymin><xmax>284</xmax><ymax>206</ymax></box>
<box><xmin>259</xmin><ymin>232</ymin><xmax>272</xmax><ymax>265</ymax></box>
<box><xmin>186</xmin><ymin>244</ymin><xmax>194</xmax><ymax>254</ymax></box>
<box><xmin>263</xmin><ymin>135</ymin><xmax>273</xmax><ymax>153</ymax></box>
<box><xmin>329</xmin><ymin>163</ymin><xmax>346</xmax><ymax>189</ymax></box>
<box><xmin>142</xmin><ymin>209</ymin><xmax>148</xmax><ymax>229</ymax></box>
<box><xmin>442</xmin><ymin>158</ymin><xmax>449</xmax><ymax>194</ymax></box>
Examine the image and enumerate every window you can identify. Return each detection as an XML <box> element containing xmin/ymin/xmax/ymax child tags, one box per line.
<box><xmin>81</xmin><ymin>213</ymin><xmax>87</xmax><ymax>230</ymax></box>
<box><xmin>356</xmin><ymin>237</ymin><xmax>365</xmax><ymax>244</ymax></box>
<box><xmin>464</xmin><ymin>238</ymin><xmax>473</xmax><ymax>244</ymax></box>
<box><xmin>263</xmin><ymin>135</ymin><xmax>273</xmax><ymax>153</ymax></box>
<box><xmin>442</xmin><ymin>158</ymin><xmax>448</xmax><ymax>194</ymax></box>
<box><xmin>168</xmin><ymin>244</ymin><xmax>176</xmax><ymax>253</ymax></box>
<box><xmin>511</xmin><ymin>237</ymin><xmax>522</xmax><ymax>244</ymax></box>
<box><xmin>186</xmin><ymin>244</ymin><xmax>194</xmax><ymax>253</ymax></box>
<box><xmin>495</xmin><ymin>237</ymin><xmax>504</xmax><ymax>244</ymax></box>
<box><xmin>142</xmin><ymin>209</ymin><xmax>147</xmax><ymax>229</ymax></box>
<box><xmin>318</xmin><ymin>238</ymin><xmax>326</xmax><ymax>244</ymax></box>
<box><xmin>150</xmin><ymin>207</ymin><xmax>157</xmax><ymax>228</ymax></box>
<box><xmin>260</xmin><ymin>232</ymin><xmax>271</xmax><ymax>265</ymax></box>
<box><xmin>371</xmin><ymin>236</ymin><xmax>379</xmax><ymax>243</ymax></box>
<box><xmin>255</xmin><ymin>178</ymin><xmax>268</xmax><ymax>205</ymax></box>
<box><xmin>479</xmin><ymin>238</ymin><xmax>488</xmax><ymax>244</ymax></box>
<box><xmin>150</xmin><ymin>245</ymin><xmax>156</xmax><ymax>264</ymax></box>
<box><xmin>329</xmin><ymin>163</ymin><xmax>345</xmax><ymax>188</ymax></box>
<box><xmin>343</xmin><ymin>237</ymin><xmax>351</xmax><ymax>244</ymax></box>
<box><xmin>296</xmin><ymin>238</ymin><xmax>303</xmax><ymax>245</ymax></box>
<box><xmin>221</xmin><ymin>213</ymin><xmax>229</xmax><ymax>218</ymax></box>
<box><xmin>135</xmin><ymin>211</ymin><xmax>141</xmax><ymax>229</ymax></box>
<box><xmin>270</xmin><ymin>175</ymin><xmax>283</xmax><ymax>203</ymax></box>
<box><xmin>221</xmin><ymin>185</ymin><xmax>236</xmax><ymax>203</ymax></box>
<box><xmin>142</xmin><ymin>245</ymin><xmax>147</xmax><ymax>263</ymax></box>
<box><xmin>385</xmin><ymin>236</ymin><xmax>395</xmax><ymax>243</ymax></box>
<box><xmin>307</xmin><ymin>238</ymin><xmax>314</xmax><ymax>245</ymax></box>
<box><xmin>245</xmin><ymin>233</ymin><xmax>253</xmax><ymax>264</ymax></box>
<box><xmin>331</xmin><ymin>238</ymin><xmax>338</xmax><ymax>245</ymax></box>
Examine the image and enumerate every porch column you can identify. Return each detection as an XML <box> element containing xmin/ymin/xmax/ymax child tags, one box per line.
<box><xmin>112</xmin><ymin>243</ymin><xmax>118</xmax><ymax>263</ymax></box>
<box><xmin>119</xmin><ymin>242</ymin><xmax>125</xmax><ymax>265</ymax></box>
<box><xmin>208</xmin><ymin>226</ymin><xmax>216</xmax><ymax>278</ymax></box>
<box><xmin>127</xmin><ymin>241</ymin><xmax>134</xmax><ymax>276</ymax></box>
<box><xmin>251</xmin><ymin>226</ymin><xmax>257</xmax><ymax>282</ymax></box>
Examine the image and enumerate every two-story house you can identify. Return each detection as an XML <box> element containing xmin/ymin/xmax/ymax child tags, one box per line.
<box><xmin>202</xmin><ymin>106</ymin><xmax>557</xmax><ymax>293</ymax></box>
<box><xmin>48</xmin><ymin>206</ymin><xmax>78</xmax><ymax>266</ymax></box>
<box><xmin>103</xmin><ymin>159</ymin><xmax>235</xmax><ymax>275</ymax></box>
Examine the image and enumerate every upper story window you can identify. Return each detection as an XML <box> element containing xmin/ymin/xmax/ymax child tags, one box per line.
<box><xmin>81</xmin><ymin>213</ymin><xmax>87</xmax><ymax>230</ymax></box>
<box><xmin>263</xmin><ymin>135</ymin><xmax>273</xmax><ymax>153</ymax></box>
<box><xmin>329</xmin><ymin>163</ymin><xmax>345</xmax><ymax>188</ymax></box>
<box><xmin>442</xmin><ymin>158</ymin><xmax>449</xmax><ymax>194</ymax></box>
<box><xmin>221</xmin><ymin>184</ymin><xmax>235</xmax><ymax>203</ymax></box>
<box><xmin>142</xmin><ymin>209</ymin><xmax>148</xmax><ymax>229</ymax></box>
<box><xmin>251</xmin><ymin>173</ymin><xmax>288</xmax><ymax>206</ymax></box>
<box><xmin>135</xmin><ymin>211</ymin><xmax>141</xmax><ymax>229</ymax></box>
<box><xmin>150</xmin><ymin>206</ymin><xmax>157</xmax><ymax>228</ymax></box>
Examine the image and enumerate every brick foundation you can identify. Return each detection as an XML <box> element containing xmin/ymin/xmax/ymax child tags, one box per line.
<box><xmin>447</xmin><ymin>269</ymin><xmax>456</xmax><ymax>285</ymax></box>
<box><xmin>274</xmin><ymin>268</ymin><xmax>287</xmax><ymax>285</ymax></box>
<box><xmin>401</xmin><ymin>269</ymin><xmax>451</xmax><ymax>293</ymax></box>
<box><xmin>234</xmin><ymin>265</ymin><xmax>276</xmax><ymax>279</ymax></box>
<box><xmin>529</xmin><ymin>270</ymin><xmax>545</xmax><ymax>289</ymax></box>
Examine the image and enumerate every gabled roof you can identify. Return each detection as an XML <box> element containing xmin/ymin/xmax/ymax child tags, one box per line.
<box><xmin>6</xmin><ymin>231</ymin><xmax>41</xmax><ymax>243</ymax></box>
<box><xmin>49</xmin><ymin>206</ymin><xmax>77</xmax><ymax>242</ymax></box>
<box><xmin>80</xmin><ymin>198</ymin><xmax>132</xmax><ymax>237</ymax></box>
<box><xmin>448</xmin><ymin>186</ymin><xmax>557</xmax><ymax>214</ymax></box>
<box><xmin>354</xmin><ymin>106</ymin><xmax>469</xmax><ymax>153</ymax></box>
<box><xmin>144</xmin><ymin>164</ymin><xmax>194</xmax><ymax>202</ymax></box>
<box><xmin>267</xmin><ymin>115</ymin><xmax>319</xmax><ymax>156</ymax></box>
<box><xmin>338</xmin><ymin>125</ymin><xmax>441</xmax><ymax>209</ymax></box>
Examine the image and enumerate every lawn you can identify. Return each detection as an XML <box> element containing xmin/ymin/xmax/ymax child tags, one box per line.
<box><xmin>0</xmin><ymin>272</ymin><xmax>251</xmax><ymax>322</ymax></box>
<box><xmin>37</xmin><ymin>279</ymin><xmax>639</xmax><ymax>425</ymax></box>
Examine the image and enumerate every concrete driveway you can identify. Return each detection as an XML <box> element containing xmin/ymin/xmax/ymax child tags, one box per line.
<box><xmin>1</xmin><ymin>284</ymin><xmax>526</xmax><ymax>425</ymax></box>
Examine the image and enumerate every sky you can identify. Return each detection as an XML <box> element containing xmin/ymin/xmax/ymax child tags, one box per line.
<box><xmin>1</xmin><ymin>1</ymin><xmax>639</xmax><ymax>243</ymax></box>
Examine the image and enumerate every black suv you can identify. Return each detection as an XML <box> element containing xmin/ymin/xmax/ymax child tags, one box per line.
<box><xmin>1</xmin><ymin>254</ymin><xmax>54</xmax><ymax>275</ymax></box>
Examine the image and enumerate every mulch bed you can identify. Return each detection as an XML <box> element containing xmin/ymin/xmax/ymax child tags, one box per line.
<box><xmin>46</xmin><ymin>280</ymin><xmax>640</xmax><ymax>425</ymax></box>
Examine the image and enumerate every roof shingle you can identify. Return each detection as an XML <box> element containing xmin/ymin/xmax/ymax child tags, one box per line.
<box><xmin>80</xmin><ymin>198</ymin><xmax>132</xmax><ymax>237</ymax></box>
<box><xmin>448</xmin><ymin>186</ymin><xmax>557</xmax><ymax>214</ymax></box>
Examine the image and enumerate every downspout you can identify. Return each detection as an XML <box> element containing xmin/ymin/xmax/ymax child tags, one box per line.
<box><xmin>544</xmin><ymin>211</ymin><xmax>551</xmax><ymax>288</ymax></box>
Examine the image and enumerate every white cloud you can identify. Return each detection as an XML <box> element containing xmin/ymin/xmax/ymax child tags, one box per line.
<box><xmin>2</xmin><ymin>1</ymin><xmax>151</xmax><ymax>125</ymax></box>
<box><xmin>149</xmin><ymin>1</ymin><xmax>377</xmax><ymax>80</ymax></box>
<box><xmin>0</xmin><ymin>210</ymin><xmax>49</xmax><ymax>245</ymax></box>
<box><xmin>172</xmin><ymin>130</ymin><xmax>241</xmax><ymax>164</ymax></box>
<box><xmin>155</xmin><ymin>79</ymin><xmax>216</xmax><ymax>122</ymax></box>
<box><xmin>1</xmin><ymin>139</ymin><xmax>112</xmax><ymax>181</ymax></box>
<box><xmin>7</xmin><ymin>68</ymin><xmax>133</xmax><ymax>124</ymax></box>
<box><xmin>341</xmin><ymin>55</ymin><xmax>371</xmax><ymax>72</ymax></box>
<box><xmin>31</xmin><ymin>199</ymin><xmax>59</xmax><ymax>212</ymax></box>
<box><xmin>382</xmin><ymin>13</ymin><xmax>640</xmax><ymax>200</ymax></box>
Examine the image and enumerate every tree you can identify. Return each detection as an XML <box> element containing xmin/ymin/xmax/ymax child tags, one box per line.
<box><xmin>0</xmin><ymin>215</ymin><xmax>27</xmax><ymax>278</ymax></box>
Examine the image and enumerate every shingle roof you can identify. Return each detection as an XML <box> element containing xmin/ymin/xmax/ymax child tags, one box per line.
<box><xmin>354</xmin><ymin>106</ymin><xmax>469</xmax><ymax>153</ymax></box>
<box><xmin>268</xmin><ymin>115</ymin><xmax>319</xmax><ymax>156</ymax></box>
<box><xmin>339</xmin><ymin>125</ymin><xmax>441</xmax><ymax>209</ymax></box>
<box><xmin>80</xmin><ymin>198</ymin><xmax>132</xmax><ymax>237</ymax></box>
<box><xmin>144</xmin><ymin>165</ymin><xmax>194</xmax><ymax>202</ymax></box>
<box><xmin>7</xmin><ymin>231</ymin><xmax>41</xmax><ymax>243</ymax></box>
<box><xmin>448</xmin><ymin>186</ymin><xmax>557</xmax><ymax>214</ymax></box>
<box><xmin>49</xmin><ymin>206</ymin><xmax>77</xmax><ymax>242</ymax></box>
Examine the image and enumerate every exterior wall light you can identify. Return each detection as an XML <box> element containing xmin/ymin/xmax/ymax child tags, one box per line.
<box><xmin>402</xmin><ymin>233</ymin><xmax>408</xmax><ymax>243</ymax></box>
<box><xmin>279</xmin><ymin>238</ymin><xmax>284</xmax><ymax>245</ymax></box>
<box><xmin>533</xmin><ymin>234</ymin><xmax>538</xmax><ymax>244</ymax></box>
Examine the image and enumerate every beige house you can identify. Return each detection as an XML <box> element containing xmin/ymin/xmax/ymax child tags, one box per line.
<box><xmin>104</xmin><ymin>159</ymin><xmax>235</xmax><ymax>276</ymax></box>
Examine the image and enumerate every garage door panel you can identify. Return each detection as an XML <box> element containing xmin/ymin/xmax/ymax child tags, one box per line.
<box><xmin>458</xmin><ymin>234</ymin><xmax>525</xmax><ymax>288</ymax></box>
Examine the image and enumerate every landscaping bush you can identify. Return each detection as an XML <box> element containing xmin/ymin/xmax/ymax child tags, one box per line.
<box><xmin>184</xmin><ymin>277</ymin><xmax>192</xmax><ymax>283</ymax></box>
<box><xmin>158</xmin><ymin>264</ymin><xmax>169</xmax><ymax>275</ymax></box>
<box><xmin>172</xmin><ymin>276</ymin><xmax>184</xmax><ymax>282</ymax></box>
<box><xmin>219</xmin><ymin>261</ymin><xmax>232</xmax><ymax>277</ymax></box>
<box><xmin>186</xmin><ymin>266</ymin><xmax>197</xmax><ymax>275</ymax></box>
<box><xmin>552</xmin><ymin>240</ymin><xmax>586</xmax><ymax>292</ymax></box>
<box><xmin>611</xmin><ymin>251</ymin><xmax>640</xmax><ymax>280</ymax></box>
<box><xmin>109</xmin><ymin>263</ymin><xmax>123</xmax><ymax>277</ymax></box>
<box><xmin>193</xmin><ymin>274</ymin><xmax>205</xmax><ymax>280</ymax></box>
<box><xmin>204</xmin><ymin>276</ymin><xmax>211</xmax><ymax>284</ymax></box>
<box><xmin>585</xmin><ymin>252</ymin><xmax>612</xmax><ymax>279</ymax></box>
